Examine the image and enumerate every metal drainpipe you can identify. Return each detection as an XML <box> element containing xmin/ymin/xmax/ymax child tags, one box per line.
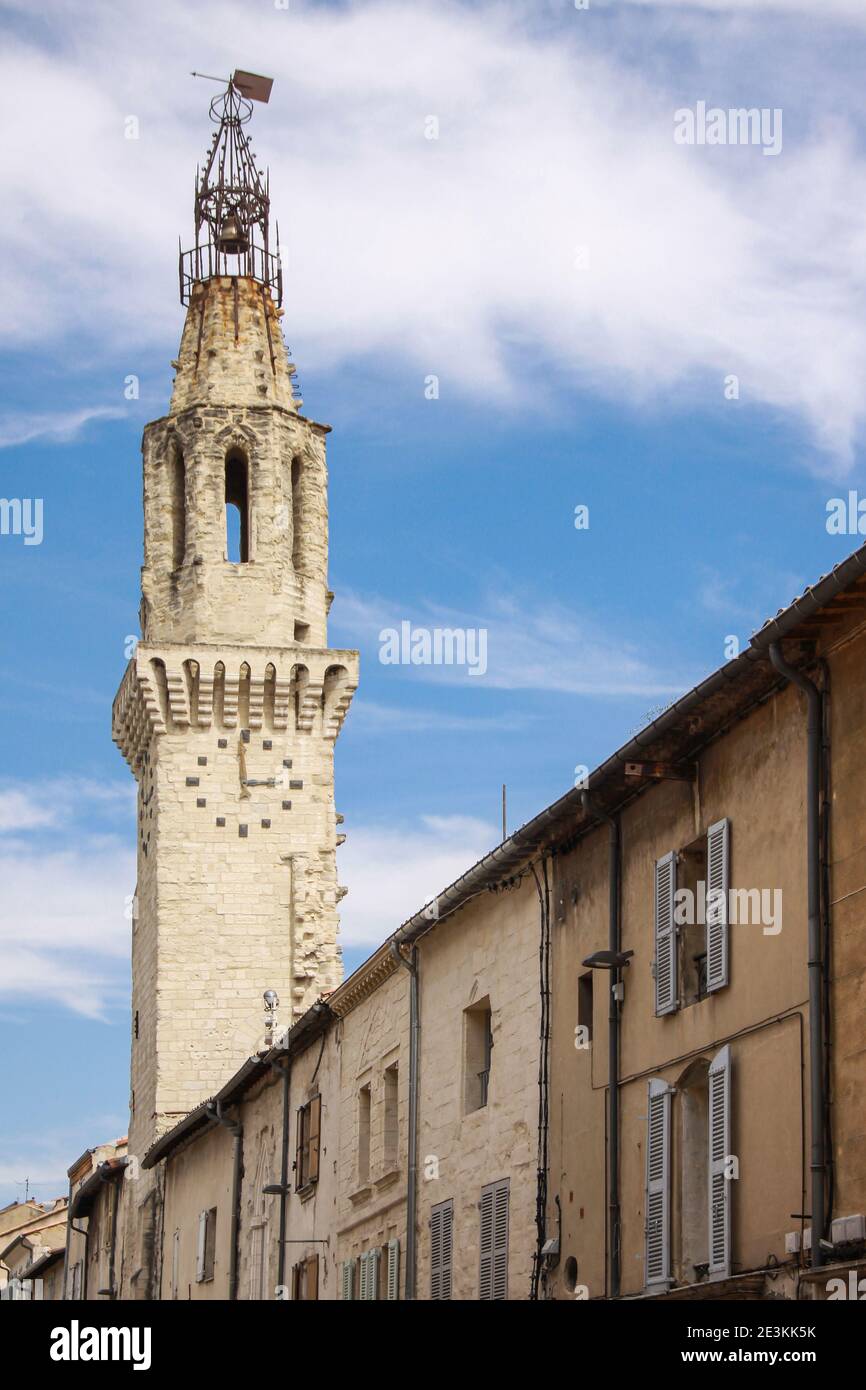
<box><xmin>769</xmin><ymin>642</ymin><xmax>826</xmax><ymax>1267</ymax></box>
<box><xmin>390</xmin><ymin>940</ymin><xmax>419</xmax><ymax>1300</ymax></box>
<box><xmin>271</xmin><ymin>1056</ymin><xmax>291</xmax><ymax>1293</ymax></box>
<box><xmin>210</xmin><ymin>1101</ymin><xmax>243</xmax><ymax>1299</ymax></box>
<box><xmin>581</xmin><ymin>791</ymin><xmax>621</xmax><ymax>1298</ymax></box>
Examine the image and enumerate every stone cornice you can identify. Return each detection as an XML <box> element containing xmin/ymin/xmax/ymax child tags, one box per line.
<box><xmin>112</xmin><ymin>640</ymin><xmax>358</xmax><ymax>772</ymax></box>
<box><xmin>327</xmin><ymin>943</ymin><xmax>400</xmax><ymax>1019</ymax></box>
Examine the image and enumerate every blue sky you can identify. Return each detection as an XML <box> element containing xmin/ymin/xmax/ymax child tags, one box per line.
<box><xmin>2</xmin><ymin>0</ymin><xmax>865</xmax><ymax>1204</ymax></box>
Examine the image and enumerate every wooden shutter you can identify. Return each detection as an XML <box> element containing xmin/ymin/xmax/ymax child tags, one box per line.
<box><xmin>706</xmin><ymin>819</ymin><xmax>730</xmax><ymax>992</ymax></box>
<box><xmin>645</xmin><ymin>1079</ymin><xmax>672</xmax><ymax>1288</ymax></box>
<box><xmin>195</xmin><ymin>1209</ymin><xmax>208</xmax><ymax>1283</ymax></box>
<box><xmin>479</xmin><ymin>1178</ymin><xmax>509</xmax><ymax>1300</ymax></box>
<box><xmin>430</xmin><ymin>1199</ymin><xmax>453</xmax><ymax>1300</ymax></box>
<box><xmin>654</xmin><ymin>852</ymin><xmax>678</xmax><ymax>1015</ymax></box>
<box><xmin>295</xmin><ymin>1104</ymin><xmax>305</xmax><ymax>1189</ymax></box>
<box><xmin>708</xmin><ymin>1045</ymin><xmax>732</xmax><ymax>1278</ymax></box>
<box><xmin>340</xmin><ymin>1258</ymin><xmax>355</xmax><ymax>1301</ymax></box>
<box><xmin>308</xmin><ymin>1095</ymin><xmax>321</xmax><ymax>1184</ymax></box>
<box><xmin>306</xmin><ymin>1254</ymin><xmax>319</xmax><ymax>1301</ymax></box>
<box><xmin>386</xmin><ymin>1239</ymin><xmax>400</xmax><ymax>1301</ymax></box>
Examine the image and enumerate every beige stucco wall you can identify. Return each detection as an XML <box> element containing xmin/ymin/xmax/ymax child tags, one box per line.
<box><xmin>160</xmin><ymin>1122</ymin><xmax>235</xmax><ymax>1300</ymax></box>
<box><xmin>548</xmin><ymin>665</ymin><xmax>844</xmax><ymax>1299</ymax></box>
<box><xmin>414</xmin><ymin>878</ymin><xmax>540</xmax><ymax>1301</ymax></box>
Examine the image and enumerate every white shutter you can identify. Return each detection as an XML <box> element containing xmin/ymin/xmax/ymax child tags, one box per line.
<box><xmin>195</xmin><ymin>1210</ymin><xmax>208</xmax><ymax>1284</ymax></box>
<box><xmin>645</xmin><ymin>1079</ymin><xmax>672</xmax><ymax>1288</ymax></box>
<box><xmin>706</xmin><ymin>819</ymin><xmax>730</xmax><ymax>992</ymax></box>
<box><xmin>654</xmin><ymin>852</ymin><xmax>678</xmax><ymax>1015</ymax></box>
<box><xmin>386</xmin><ymin>1239</ymin><xmax>400</xmax><ymax>1301</ymax></box>
<box><xmin>708</xmin><ymin>1044</ymin><xmax>732</xmax><ymax>1278</ymax></box>
<box><xmin>171</xmin><ymin>1230</ymin><xmax>180</xmax><ymax>1300</ymax></box>
<box><xmin>430</xmin><ymin>1199</ymin><xmax>453</xmax><ymax>1300</ymax></box>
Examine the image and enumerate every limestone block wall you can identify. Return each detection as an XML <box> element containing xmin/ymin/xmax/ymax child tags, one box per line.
<box><xmin>333</xmin><ymin>961</ymin><xmax>410</xmax><ymax>1290</ymax></box>
<box><xmin>140</xmin><ymin>405</ymin><xmax>331</xmax><ymax>650</ymax></box>
<box><xmin>160</xmin><ymin>1124</ymin><xmax>235</xmax><ymax>1300</ymax></box>
<box><xmin>114</xmin><ymin>640</ymin><xmax>357</xmax><ymax>1142</ymax></box>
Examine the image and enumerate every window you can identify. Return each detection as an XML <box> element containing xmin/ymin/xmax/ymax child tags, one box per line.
<box><xmin>430</xmin><ymin>1199</ymin><xmax>453</xmax><ymax>1300</ymax></box>
<box><xmin>383</xmin><ymin>1063</ymin><xmax>399</xmax><ymax>1170</ymax></box>
<box><xmin>654</xmin><ymin>818</ymin><xmax>730</xmax><ymax>1017</ymax></box>
<box><xmin>196</xmin><ymin>1207</ymin><xmax>217</xmax><ymax>1283</ymax></box>
<box><xmin>357</xmin><ymin>1083</ymin><xmax>371</xmax><ymax>1184</ymax></box>
<box><xmin>385</xmin><ymin>1238</ymin><xmax>400</xmax><ymax>1301</ymax></box>
<box><xmin>295</xmin><ymin>1095</ymin><xmax>321</xmax><ymax>1191</ymax></box>
<box><xmin>340</xmin><ymin>1258</ymin><xmax>356</xmax><ymax>1301</ymax></box>
<box><xmin>644</xmin><ymin>1045</ymin><xmax>732</xmax><ymax>1293</ymax></box>
<box><xmin>292</xmin><ymin>1254</ymin><xmax>319</xmax><ymax>1301</ymax></box>
<box><xmin>358</xmin><ymin>1248</ymin><xmax>380</xmax><ymax>1300</ymax></box>
<box><xmin>170</xmin><ymin>1230</ymin><xmax>180</xmax><ymax>1301</ymax></box>
<box><xmin>170</xmin><ymin>447</ymin><xmax>185</xmax><ymax>569</ymax></box>
<box><xmin>479</xmin><ymin>1178</ymin><xmax>509</xmax><ymax>1300</ymax></box>
<box><xmin>463</xmin><ymin>998</ymin><xmax>493</xmax><ymax>1114</ymax></box>
<box><xmin>291</xmin><ymin>455</ymin><xmax>303</xmax><ymax>572</ymax></box>
<box><xmin>578</xmin><ymin>972</ymin><xmax>593</xmax><ymax>1045</ymax></box>
<box><xmin>225</xmin><ymin>450</ymin><xmax>249</xmax><ymax>563</ymax></box>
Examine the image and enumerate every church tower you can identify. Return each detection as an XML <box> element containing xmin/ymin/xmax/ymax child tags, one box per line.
<box><xmin>113</xmin><ymin>75</ymin><xmax>358</xmax><ymax>1180</ymax></box>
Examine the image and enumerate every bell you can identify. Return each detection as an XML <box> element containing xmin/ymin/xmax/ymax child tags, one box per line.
<box><xmin>218</xmin><ymin>211</ymin><xmax>249</xmax><ymax>255</ymax></box>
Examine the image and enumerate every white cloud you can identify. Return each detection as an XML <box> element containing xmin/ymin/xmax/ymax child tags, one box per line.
<box><xmin>334</xmin><ymin>588</ymin><xmax>692</xmax><ymax>696</ymax></box>
<box><xmin>0</xmin><ymin>406</ymin><xmax>126</xmax><ymax>450</ymax></box>
<box><xmin>0</xmin><ymin>2</ymin><xmax>865</xmax><ymax>456</ymax></box>
<box><xmin>337</xmin><ymin>813</ymin><xmax>498</xmax><ymax>949</ymax></box>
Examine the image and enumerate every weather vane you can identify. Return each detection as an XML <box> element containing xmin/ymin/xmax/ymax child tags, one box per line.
<box><xmin>179</xmin><ymin>70</ymin><xmax>281</xmax><ymax>306</ymax></box>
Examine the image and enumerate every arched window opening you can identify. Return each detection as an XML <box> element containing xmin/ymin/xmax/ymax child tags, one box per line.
<box><xmin>170</xmin><ymin>448</ymin><xmax>186</xmax><ymax>570</ymax></box>
<box><xmin>291</xmin><ymin>455</ymin><xmax>303</xmax><ymax>572</ymax></box>
<box><xmin>225</xmin><ymin>450</ymin><xmax>249</xmax><ymax>563</ymax></box>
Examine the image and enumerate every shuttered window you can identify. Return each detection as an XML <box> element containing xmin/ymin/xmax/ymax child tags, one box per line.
<box><xmin>430</xmin><ymin>1199</ymin><xmax>453</xmax><ymax>1300</ymax></box>
<box><xmin>170</xmin><ymin>1230</ymin><xmax>180</xmax><ymax>1300</ymax></box>
<box><xmin>706</xmin><ymin>819</ymin><xmax>730</xmax><ymax>992</ymax></box>
<box><xmin>358</xmin><ymin>1248</ymin><xmax>379</xmax><ymax>1301</ymax></box>
<box><xmin>295</xmin><ymin>1094</ymin><xmax>321</xmax><ymax>1190</ymax></box>
<box><xmin>479</xmin><ymin>1178</ymin><xmax>509</xmax><ymax>1300</ymax></box>
<box><xmin>340</xmin><ymin>1257</ymin><xmax>356</xmax><ymax>1301</ymax></box>
<box><xmin>645</xmin><ymin>1079</ymin><xmax>672</xmax><ymax>1288</ymax></box>
<box><xmin>708</xmin><ymin>1045</ymin><xmax>732</xmax><ymax>1278</ymax></box>
<box><xmin>386</xmin><ymin>1238</ymin><xmax>400</xmax><ymax>1301</ymax></box>
<box><xmin>654</xmin><ymin>852</ymin><xmax>677</xmax><ymax>1015</ymax></box>
<box><xmin>292</xmin><ymin>1254</ymin><xmax>319</xmax><ymax>1301</ymax></box>
<box><xmin>195</xmin><ymin>1209</ymin><xmax>207</xmax><ymax>1284</ymax></box>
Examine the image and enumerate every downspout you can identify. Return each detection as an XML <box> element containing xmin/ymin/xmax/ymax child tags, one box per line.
<box><xmin>581</xmin><ymin>791</ymin><xmax>621</xmax><ymax>1298</ymax></box>
<box><xmin>209</xmin><ymin>1101</ymin><xmax>243</xmax><ymax>1299</ymax></box>
<box><xmin>70</xmin><ymin>1216</ymin><xmax>89</xmax><ymax>1300</ymax></box>
<box><xmin>390</xmin><ymin>940</ymin><xmax>419</xmax><ymax>1300</ymax></box>
<box><xmin>272</xmin><ymin>1056</ymin><xmax>290</xmax><ymax>1293</ymax></box>
<box><xmin>768</xmin><ymin>642</ymin><xmax>826</xmax><ymax>1267</ymax></box>
<box><xmin>100</xmin><ymin>1165</ymin><xmax>121</xmax><ymax>1299</ymax></box>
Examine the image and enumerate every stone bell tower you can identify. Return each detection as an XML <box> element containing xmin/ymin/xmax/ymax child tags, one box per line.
<box><xmin>112</xmin><ymin>74</ymin><xmax>358</xmax><ymax>1174</ymax></box>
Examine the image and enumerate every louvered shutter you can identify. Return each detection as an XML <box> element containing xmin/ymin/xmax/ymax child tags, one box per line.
<box><xmin>479</xmin><ymin>1178</ymin><xmax>509</xmax><ymax>1300</ymax></box>
<box><xmin>430</xmin><ymin>1199</ymin><xmax>453</xmax><ymax>1300</ymax></box>
<box><xmin>645</xmin><ymin>1079</ymin><xmax>672</xmax><ymax>1288</ymax></box>
<box><xmin>654</xmin><ymin>852</ymin><xmax>678</xmax><ymax>1015</ymax></box>
<box><xmin>295</xmin><ymin>1105</ymin><xmax>305</xmax><ymax>1189</ymax></box>
<box><xmin>368</xmin><ymin>1248</ymin><xmax>379</xmax><ymax>1300</ymax></box>
<box><xmin>308</xmin><ymin>1095</ymin><xmax>321</xmax><ymax>1184</ymax></box>
<box><xmin>307</xmin><ymin>1254</ymin><xmax>319</xmax><ymax>1301</ymax></box>
<box><xmin>340</xmin><ymin>1258</ymin><xmax>356</xmax><ymax>1301</ymax></box>
<box><xmin>195</xmin><ymin>1209</ymin><xmax>208</xmax><ymax>1283</ymax></box>
<box><xmin>708</xmin><ymin>1045</ymin><xmax>732</xmax><ymax>1278</ymax></box>
<box><xmin>706</xmin><ymin>819</ymin><xmax>730</xmax><ymax>992</ymax></box>
<box><xmin>386</xmin><ymin>1239</ymin><xmax>400</xmax><ymax>1301</ymax></box>
<box><xmin>358</xmin><ymin>1250</ymin><xmax>369</xmax><ymax>1301</ymax></box>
